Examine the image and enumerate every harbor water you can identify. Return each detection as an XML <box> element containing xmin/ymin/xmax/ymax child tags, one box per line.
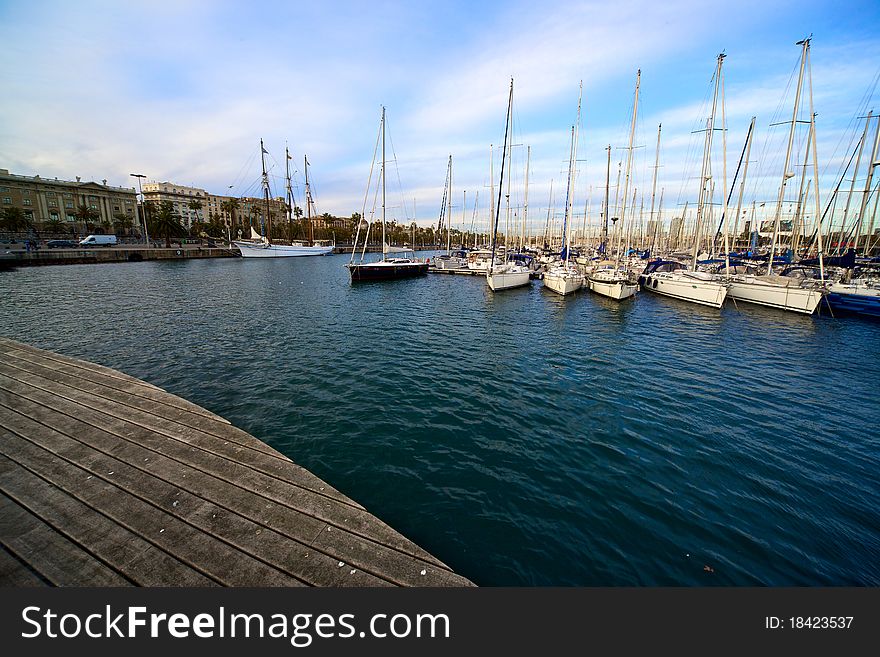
<box><xmin>2</xmin><ymin>254</ymin><xmax>878</xmax><ymax>585</ymax></box>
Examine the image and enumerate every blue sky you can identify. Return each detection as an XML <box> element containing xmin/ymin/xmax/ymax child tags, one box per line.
<box><xmin>1</xmin><ymin>0</ymin><xmax>879</xmax><ymax>233</ymax></box>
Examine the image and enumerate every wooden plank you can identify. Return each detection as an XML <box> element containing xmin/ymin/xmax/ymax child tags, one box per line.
<box><xmin>0</xmin><ymin>363</ymin><xmax>360</xmax><ymax>510</ymax></box>
<box><xmin>0</xmin><ymin>456</ymin><xmax>215</xmax><ymax>587</ymax></box>
<box><xmin>0</xmin><ymin>372</ymin><xmax>447</xmax><ymax>568</ymax></box>
<box><xmin>0</xmin><ymin>435</ymin><xmax>306</xmax><ymax>587</ymax></box>
<box><xmin>3</xmin><ymin>346</ymin><xmax>230</xmax><ymax>426</ymax></box>
<box><xmin>0</xmin><ymin>543</ymin><xmax>49</xmax><ymax>586</ymax></box>
<box><xmin>0</xmin><ymin>403</ymin><xmax>392</xmax><ymax>586</ymax></box>
<box><xmin>0</xmin><ymin>490</ymin><xmax>131</xmax><ymax>586</ymax></box>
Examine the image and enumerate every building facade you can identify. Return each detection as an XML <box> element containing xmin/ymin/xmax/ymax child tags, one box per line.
<box><xmin>0</xmin><ymin>168</ymin><xmax>137</xmax><ymax>232</ymax></box>
<box><xmin>141</xmin><ymin>181</ymin><xmax>208</xmax><ymax>229</ymax></box>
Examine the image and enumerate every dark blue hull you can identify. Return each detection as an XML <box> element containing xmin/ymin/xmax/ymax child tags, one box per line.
<box><xmin>826</xmin><ymin>292</ymin><xmax>880</xmax><ymax>318</ymax></box>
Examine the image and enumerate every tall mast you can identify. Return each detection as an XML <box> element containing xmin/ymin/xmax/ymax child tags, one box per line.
<box><xmin>260</xmin><ymin>138</ymin><xmax>271</xmax><ymax>242</ymax></box>
<box><xmin>447</xmin><ymin>155</ymin><xmax>453</xmax><ymax>253</ymax></box>
<box><xmin>856</xmin><ymin>113</ymin><xmax>880</xmax><ymax>253</ymax></box>
<box><xmin>603</xmin><ymin>144</ymin><xmax>611</xmax><ymax>254</ymax></box>
<box><xmin>617</xmin><ymin>69</ymin><xmax>640</xmax><ymax>268</ymax></box>
<box><xmin>561</xmin><ymin>81</ymin><xmax>583</xmax><ymax>266</ymax></box>
<box><xmin>769</xmin><ymin>41</ymin><xmax>809</xmax><ymax>271</ymax></box>
<box><xmin>381</xmin><ymin>106</ymin><xmax>387</xmax><ymax>257</ymax></box>
<box><xmin>490</xmin><ymin>78</ymin><xmax>514</xmax><ymax>269</ymax></box>
<box><xmin>804</xmin><ymin>39</ymin><xmax>826</xmax><ymax>280</ymax></box>
<box><xmin>304</xmin><ymin>155</ymin><xmax>314</xmax><ymax>246</ymax></box>
<box><xmin>285</xmin><ymin>146</ymin><xmax>295</xmax><ymax>242</ymax></box>
<box><xmin>522</xmin><ymin>145</ymin><xmax>530</xmax><ymax>251</ymax></box>
<box><xmin>731</xmin><ymin>117</ymin><xmax>756</xmax><ymax>251</ymax></box>
<box><xmin>648</xmin><ymin>123</ymin><xmax>662</xmax><ymax>253</ymax></box>
<box><xmin>692</xmin><ymin>54</ymin><xmax>724</xmax><ymax>271</ymax></box>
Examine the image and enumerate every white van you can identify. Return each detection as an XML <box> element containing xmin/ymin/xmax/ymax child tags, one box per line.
<box><xmin>79</xmin><ymin>234</ymin><xmax>117</xmax><ymax>247</ymax></box>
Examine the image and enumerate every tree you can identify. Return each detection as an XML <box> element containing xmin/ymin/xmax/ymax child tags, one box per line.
<box><xmin>149</xmin><ymin>200</ymin><xmax>187</xmax><ymax>247</ymax></box>
<box><xmin>73</xmin><ymin>204</ymin><xmax>99</xmax><ymax>230</ymax></box>
<box><xmin>43</xmin><ymin>218</ymin><xmax>64</xmax><ymax>235</ymax></box>
<box><xmin>0</xmin><ymin>206</ymin><xmax>31</xmax><ymax>234</ymax></box>
<box><xmin>113</xmin><ymin>212</ymin><xmax>133</xmax><ymax>235</ymax></box>
<box><xmin>220</xmin><ymin>198</ymin><xmax>239</xmax><ymax>234</ymax></box>
<box><xmin>188</xmin><ymin>199</ymin><xmax>203</xmax><ymax>225</ymax></box>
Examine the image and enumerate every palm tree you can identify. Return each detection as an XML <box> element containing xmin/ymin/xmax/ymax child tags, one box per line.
<box><xmin>149</xmin><ymin>200</ymin><xmax>187</xmax><ymax>247</ymax></box>
<box><xmin>220</xmin><ymin>198</ymin><xmax>239</xmax><ymax>236</ymax></box>
<box><xmin>73</xmin><ymin>204</ymin><xmax>99</xmax><ymax>232</ymax></box>
<box><xmin>113</xmin><ymin>212</ymin><xmax>133</xmax><ymax>236</ymax></box>
<box><xmin>43</xmin><ymin>218</ymin><xmax>64</xmax><ymax>235</ymax></box>
<box><xmin>1</xmin><ymin>206</ymin><xmax>31</xmax><ymax>233</ymax></box>
<box><xmin>188</xmin><ymin>199</ymin><xmax>203</xmax><ymax>225</ymax></box>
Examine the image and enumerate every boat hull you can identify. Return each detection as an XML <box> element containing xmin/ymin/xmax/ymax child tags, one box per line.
<box><xmin>825</xmin><ymin>284</ymin><xmax>880</xmax><ymax>318</ymax></box>
<box><xmin>542</xmin><ymin>269</ymin><xmax>584</xmax><ymax>296</ymax></box>
<box><xmin>487</xmin><ymin>269</ymin><xmax>531</xmax><ymax>291</ymax></box>
<box><xmin>639</xmin><ymin>272</ymin><xmax>728</xmax><ymax>308</ymax></box>
<box><xmin>346</xmin><ymin>261</ymin><xmax>429</xmax><ymax>281</ymax></box>
<box><xmin>589</xmin><ymin>277</ymin><xmax>638</xmax><ymax>300</ymax></box>
<box><xmin>234</xmin><ymin>241</ymin><xmax>334</xmax><ymax>257</ymax></box>
<box><xmin>726</xmin><ymin>277</ymin><xmax>823</xmax><ymax>314</ymax></box>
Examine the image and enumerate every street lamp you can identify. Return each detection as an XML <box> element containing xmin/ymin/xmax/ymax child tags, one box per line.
<box><xmin>130</xmin><ymin>173</ymin><xmax>148</xmax><ymax>246</ymax></box>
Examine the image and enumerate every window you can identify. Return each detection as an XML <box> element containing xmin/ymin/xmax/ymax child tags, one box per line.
<box><xmin>23</xmin><ymin>199</ymin><xmax>31</xmax><ymax>205</ymax></box>
<box><xmin>65</xmin><ymin>201</ymin><xmax>73</xmax><ymax>208</ymax></box>
<box><xmin>2</xmin><ymin>197</ymin><xmax>10</xmax><ymax>204</ymax></box>
<box><xmin>67</xmin><ymin>214</ymin><xmax>76</xmax><ymax>222</ymax></box>
<box><xmin>47</xmin><ymin>191</ymin><xmax>56</xmax><ymax>198</ymax></box>
<box><xmin>90</xmin><ymin>204</ymin><xmax>97</xmax><ymax>209</ymax></box>
<box><xmin>48</xmin><ymin>200</ymin><xmax>57</xmax><ymax>207</ymax></box>
<box><xmin>22</xmin><ymin>190</ymin><xmax>30</xmax><ymax>196</ymax></box>
<box><xmin>113</xmin><ymin>205</ymin><xmax>120</xmax><ymax>211</ymax></box>
<box><xmin>50</xmin><ymin>212</ymin><xmax>59</xmax><ymax>220</ymax></box>
<box><xmin>63</xmin><ymin>192</ymin><xmax>72</xmax><ymax>198</ymax></box>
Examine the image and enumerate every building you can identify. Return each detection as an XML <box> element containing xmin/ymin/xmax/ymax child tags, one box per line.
<box><xmin>141</xmin><ymin>181</ymin><xmax>208</xmax><ymax>229</ymax></box>
<box><xmin>143</xmin><ymin>180</ymin><xmax>289</xmax><ymax>236</ymax></box>
<box><xmin>0</xmin><ymin>168</ymin><xmax>137</xmax><ymax>232</ymax></box>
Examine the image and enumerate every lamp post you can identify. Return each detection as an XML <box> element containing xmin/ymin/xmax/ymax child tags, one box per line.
<box><xmin>130</xmin><ymin>173</ymin><xmax>148</xmax><ymax>246</ymax></box>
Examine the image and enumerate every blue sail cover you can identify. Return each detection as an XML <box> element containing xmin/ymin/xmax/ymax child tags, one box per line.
<box><xmin>799</xmin><ymin>249</ymin><xmax>856</xmax><ymax>269</ymax></box>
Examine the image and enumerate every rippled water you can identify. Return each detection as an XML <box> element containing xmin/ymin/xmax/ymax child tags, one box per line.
<box><xmin>2</xmin><ymin>255</ymin><xmax>879</xmax><ymax>585</ymax></box>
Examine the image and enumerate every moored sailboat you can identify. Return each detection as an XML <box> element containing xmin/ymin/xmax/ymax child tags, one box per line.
<box><xmin>347</xmin><ymin>107</ymin><xmax>428</xmax><ymax>281</ymax></box>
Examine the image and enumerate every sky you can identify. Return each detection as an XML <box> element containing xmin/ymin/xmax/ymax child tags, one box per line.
<box><xmin>2</xmin><ymin>0</ymin><xmax>879</xmax><ymax>235</ymax></box>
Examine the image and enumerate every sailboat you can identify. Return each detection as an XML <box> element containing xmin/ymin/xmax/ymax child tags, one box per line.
<box><xmin>639</xmin><ymin>58</ymin><xmax>729</xmax><ymax>308</ymax></box>
<box><xmin>544</xmin><ymin>83</ymin><xmax>586</xmax><ymax>296</ymax></box>
<box><xmin>346</xmin><ymin>107</ymin><xmax>429</xmax><ymax>281</ymax></box>
<box><xmin>233</xmin><ymin>141</ymin><xmax>335</xmax><ymax>257</ymax></box>
<box><xmin>724</xmin><ymin>39</ymin><xmax>826</xmax><ymax>314</ymax></box>
<box><xmin>487</xmin><ymin>79</ymin><xmax>531</xmax><ymax>292</ymax></box>
<box><xmin>588</xmin><ymin>74</ymin><xmax>639</xmax><ymax>301</ymax></box>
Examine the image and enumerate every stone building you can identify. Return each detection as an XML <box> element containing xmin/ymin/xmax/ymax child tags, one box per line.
<box><xmin>0</xmin><ymin>168</ymin><xmax>137</xmax><ymax>232</ymax></box>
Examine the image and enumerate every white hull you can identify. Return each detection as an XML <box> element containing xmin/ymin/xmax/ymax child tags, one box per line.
<box><xmin>589</xmin><ymin>277</ymin><xmax>638</xmax><ymax>300</ymax></box>
<box><xmin>234</xmin><ymin>241</ymin><xmax>334</xmax><ymax>257</ymax></box>
<box><xmin>727</xmin><ymin>276</ymin><xmax>823</xmax><ymax>314</ymax></box>
<box><xmin>487</xmin><ymin>268</ymin><xmax>530</xmax><ymax>291</ymax></box>
<box><xmin>641</xmin><ymin>271</ymin><xmax>728</xmax><ymax>308</ymax></box>
<box><xmin>542</xmin><ymin>267</ymin><xmax>584</xmax><ymax>296</ymax></box>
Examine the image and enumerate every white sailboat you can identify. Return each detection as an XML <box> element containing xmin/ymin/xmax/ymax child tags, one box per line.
<box><xmin>588</xmin><ymin>74</ymin><xmax>639</xmax><ymax>301</ymax></box>
<box><xmin>233</xmin><ymin>141</ymin><xmax>335</xmax><ymax>258</ymax></box>
<box><xmin>487</xmin><ymin>79</ymin><xmax>531</xmax><ymax>292</ymax></box>
<box><xmin>543</xmin><ymin>84</ymin><xmax>586</xmax><ymax>296</ymax></box>
<box><xmin>639</xmin><ymin>59</ymin><xmax>728</xmax><ymax>308</ymax></box>
<box><xmin>724</xmin><ymin>39</ymin><xmax>825</xmax><ymax>314</ymax></box>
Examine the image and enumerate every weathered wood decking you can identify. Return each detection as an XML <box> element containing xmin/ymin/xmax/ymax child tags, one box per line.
<box><xmin>0</xmin><ymin>338</ymin><xmax>473</xmax><ymax>587</ymax></box>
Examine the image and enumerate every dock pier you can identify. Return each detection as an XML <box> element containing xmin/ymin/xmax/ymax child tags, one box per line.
<box><xmin>0</xmin><ymin>338</ymin><xmax>473</xmax><ymax>587</ymax></box>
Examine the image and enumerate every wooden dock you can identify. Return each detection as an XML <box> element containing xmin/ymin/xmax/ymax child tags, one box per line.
<box><xmin>0</xmin><ymin>338</ymin><xmax>473</xmax><ymax>587</ymax></box>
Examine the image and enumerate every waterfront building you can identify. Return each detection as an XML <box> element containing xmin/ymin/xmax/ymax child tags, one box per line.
<box><xmin>0</xmin><ymin>168</ymin><xmax>137</xmax><ymax>234</ymax></box>
<box><xmin>141</xmin><ymin>181</ymin><xmax>209</xmax><ymax>230</ymax></box>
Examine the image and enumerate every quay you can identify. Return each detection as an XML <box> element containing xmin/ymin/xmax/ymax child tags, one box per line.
<box><xmin>0</xmin><ymin>338</ymin><xmax>473</xmax><ymax>587</ymax></box>
<box><xmin>0</xmin><ymin>244</ymin><xmax>240</xmax><ymax>268</ymax></box>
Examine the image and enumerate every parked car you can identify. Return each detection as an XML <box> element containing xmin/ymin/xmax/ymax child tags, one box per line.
<box><xmin>47</xmin><ymin>239</ymin><xmax>77</xmax><ymax>248</ymax></box>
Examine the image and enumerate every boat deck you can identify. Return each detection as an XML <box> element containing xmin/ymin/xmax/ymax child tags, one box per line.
<box><xmin>0</xmin><ymin>337</ymin><xmax>473</xmax><ymax>587</ymax></box>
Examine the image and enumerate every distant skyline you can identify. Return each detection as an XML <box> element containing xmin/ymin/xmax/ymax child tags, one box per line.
<box><xmin>2</xmin><ymin>0</ymin><xmax>879</xmax><ymax>233</ymax></box>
